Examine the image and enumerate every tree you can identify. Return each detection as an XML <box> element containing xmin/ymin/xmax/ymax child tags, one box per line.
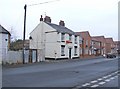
<box><xmin>10</xmin><ymin>39</ymin><xmax>23</xmax><ymax>51</ymax></box>
<box><xmin>9</xmin><ymin>27</ymin><xmax>17</xmax><ymax>42</ymax></box>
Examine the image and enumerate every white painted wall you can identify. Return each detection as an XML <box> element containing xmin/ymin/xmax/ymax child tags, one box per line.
<box><xmin>5</xmin><ymin>51</ymin><xmax>23</xmax><ymax>64</ymax></box>
<box><xmin>45</xmin><ymin>32</ymin><xmax>80</xmax><ymax>59</ymax></box>
<box><xmin>0</xmin><ymin>33</ymin><xmax>9</xmax><ymax>64</ymax></box>
<box><xmin>30</xmin><ymin>21</ymin><xmax>56</xmax><ymax>61</ymax></box>
<box><xmin>30</xmin><ymin>21</ymin><xmax>80</xmax><ymax>60</ymax></box>
<box><xmin>30</xmin><ymin>21</ymin><xmax>56</xmax><ymax>49</ymax></box>
<box><xmin>45</xmin><ymin>32</ymin><xmax>60</xmax><ymax>58</ymax></box>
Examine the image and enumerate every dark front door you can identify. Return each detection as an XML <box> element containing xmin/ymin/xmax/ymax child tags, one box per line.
<box><xmin>69</xmin><ymin>48</ymin><xmax>71</xmax><ymax>59</ymax></box>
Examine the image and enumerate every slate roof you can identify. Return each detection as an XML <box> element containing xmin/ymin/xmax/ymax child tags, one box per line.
<box><xmin>114</xmin><ymin>41</ymin><xmax>120</xmax><ymax>45</ymax></box>
<box><xmin>75</xmin><ymin>31</ymin><xmax>91</xmax><ymax>38</ymax></box>
<box><xmin>45</xmin><ymin>22</ymin><xmax>77</xmax><ymax>35</ymax></box>
<box><xmin>91</xmin><ymin>36</ymin><xmax>105</xmax><ymax>43</ymax></box>
<box><xmin>91</xmin><ymin>37</ymin><xmax>100</xmax><ymax>42</ymax></box>
<box><xmin>0</xmin><ymin>25</ymin><xmax>10</xmax><ymax>35</ymax></box>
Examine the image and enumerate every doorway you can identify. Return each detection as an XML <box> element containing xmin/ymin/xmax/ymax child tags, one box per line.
<box><xmin>69</xmin><ymin>48</ymin><xmax>72</xmax><ymax>59</ymax></box>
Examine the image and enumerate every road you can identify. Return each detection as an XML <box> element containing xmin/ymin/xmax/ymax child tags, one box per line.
<box><xmin>2</xmin><ymin>57</ymin><xmax>119</xmax><ymax>88</ymax></box>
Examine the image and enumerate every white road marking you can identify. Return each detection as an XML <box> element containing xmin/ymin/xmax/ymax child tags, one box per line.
<box><xmin>106</xmin><ymin>75</ymin><xmax>111</xmax><ymax>78</ymax></box>
<box><xmin>90</xmin><ymin>80</ymin><xmax>98</xmax><ymax>83</ymax></box>
<box><xmin>79</xmin><ymin>70</ymin><xmax>119</xmax><ymax>88</ymax></box>
<box><xmin>80</xmin><ymin>71</ymin><xmax>118</xmax><ymax>88</ymax></box>
<box><xmin>105</xmin><ymin>79</ymin><xmax>110</xmax><ymax>82</ymax></box>
<box><xmin>97</xmin><ymin>78</ymin><xmax>102</xmax><ymax>81</ymax></box>
<box><xmin>110</xmin><ymin>77</ymin><xmax>115</xmax><ymax>80</ymax></box>
<box><xmin>115</xmin><ymin>71</ymin><xmax>118</xmax><ymax>74</ymax></box>
<box><xmin>98</xmin><ymin>82</ymin><xmax>106</xmax><ymax>85</ymax></box>
<box><xmin>108</xmin><ymin>75</ymin><xmax>112</xmax><ymax>77</ymax></box>
<box><xmin>82</xmin><ymin>83</ymin><xmax>90</xmax><ymax>87</ymax></box>
<box><xmin>103</xmin><ymin>76</ymin><xmax>108</xmax><ymax>79</ymax></box>
<box><xmin>111</xmin><ymin>71</ymin><xmax>117</xmax><ymax>75</ymax></box>
<box><xmin>91</xmin><ymin>84</ymin><xmax>99</xmax><ymax>87</ymax></box>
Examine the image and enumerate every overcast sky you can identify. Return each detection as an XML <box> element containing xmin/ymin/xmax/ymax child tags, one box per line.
<box><xmin>0</xmin><ymin>0</ymin><xmax>119</xmax><ymax>41</ymax></box>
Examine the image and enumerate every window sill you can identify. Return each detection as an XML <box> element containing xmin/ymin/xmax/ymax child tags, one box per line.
<box><xmin>61</xmin><ymin>54</ymin><xmax>65</xmax><ymax>56</ymax></box>
<box><xmin>61</xmin><ymin>41</ymin><xmax>65</xmax><ymax>42</ymax></box>
<box><xmin>74</xmin><ymin>54</ymin><xmax>77</xmax><ymax>56</ymax></box>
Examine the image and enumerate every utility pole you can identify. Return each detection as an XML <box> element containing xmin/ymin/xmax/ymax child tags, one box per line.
<box><xmin>22</xmin><ymin>0</ymin><xmax>59</xmax><ymax>64</ymax></box>
<box><xmin>23</xmin><ymin>4</ymin><xmax>27</xmax><ymax>64</ymax></box>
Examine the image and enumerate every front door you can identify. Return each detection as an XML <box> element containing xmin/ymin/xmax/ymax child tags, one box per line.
<box><xmin>69</xmin><ymin>48</ymin><xmax>71</xmax><ymax>59</ymax></box>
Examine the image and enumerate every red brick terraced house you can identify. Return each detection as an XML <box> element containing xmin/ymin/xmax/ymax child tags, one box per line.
<box><xmin>114</xmin><ymin>41</ymin><xmax>120</xmax><ymax>54</ymax></box>
<box><xmin>75</xmin><ymin>31</ymin><xmax>92</xmax><ymax>58</ymax></box>
<box><xmin>91</xmin><ymin>36</ymin><xmax>106</xmax><ymax>56</ymax></box>
<box><xmin>91</xmin><ymin>37</ymin><xmax>101</xmax><ymax>56</ymax></box>
<box><xmin>105</xmin><ymin>38</ymin><xmax>115</xmax><ymax>54</ymax></box>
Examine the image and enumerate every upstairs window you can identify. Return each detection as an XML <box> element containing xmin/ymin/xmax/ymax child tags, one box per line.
<box><xmin>86</xmin><ymin>40</ymin><xmax>89</xmax><ymax>47</ymax></box>
<box><xmin>91</xmin><ymin>41</ymin><xmax>94</xmax><ymax>45</ymax></box>
<box><xmin>69</xmin><ymin>34</ymin><xmax>72</xmax><ymax>41</ymax></box>
<box><xmin>61</xmin><ymin>45</ymin><xmax>65</xmax><ymax>56</ymax></box>
<box><xmin>86</xmin><ymin>40</ymin><xmax>88</xmax><ymax>45</ymax></box>
<box><xmin>79</xmin><ymin>39</ymin><xmax>82</xmax><ymax>44</ymax></box>
<box><xmin>61</xmin><ymin>33</ymin><xmax>65</xmax><ymax>41</ymax></box>
<box><xmin>74</xmin><ymin>36</ymin><xmax>77</xmax><ymax>44</ymax></box>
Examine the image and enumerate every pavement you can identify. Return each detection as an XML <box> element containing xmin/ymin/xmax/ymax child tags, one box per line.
<box><xmin>2</xmin><ymin>56</ymin><xmax>104</xmax><ymax>68</ymax></box>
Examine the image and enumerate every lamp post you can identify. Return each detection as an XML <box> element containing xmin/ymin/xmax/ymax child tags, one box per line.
<box><xmin>23</xmin><ymin>4</ymin><xmax>27</xmax><ymax>64</ymax></box>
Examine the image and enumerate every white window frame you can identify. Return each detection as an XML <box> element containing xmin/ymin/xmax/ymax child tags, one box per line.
<box><xmin>74</xmin><ymin>36</ymin><xmax>77</xmax><ymax>44</ymax></box>
<box><xmin>61</xmin><ymin>45</ymin><xmax>65</xmax><ymax>56</ymax></box>
<box><xmin>74</xmin><ymin>46</ymin><xmax>77</xmax><ymax>55</ymax></box>
<box><xmin>61</xmin><ymin>33</ymin><xmax>65</xmax><ymax>41</ymax></box>
<box><xmin>69</xmin><ymin>34</ymin><xmax>72</xmax><ymax>41</ymax></box>
<box><xmin>86</xmin><ymin>40</ymin><xmax>88</xmax><ymax>45</ymax></box>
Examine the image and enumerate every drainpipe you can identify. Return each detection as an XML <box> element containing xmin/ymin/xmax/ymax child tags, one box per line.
<box><xmin>82</xmin><ymin>38</ymin><xmax>84</xmax><ymax>58</ymax></box>
<box><xmin>100</xmin><ymin>42</ymin><xmax>102</xmax><ymax>55</ymax></box>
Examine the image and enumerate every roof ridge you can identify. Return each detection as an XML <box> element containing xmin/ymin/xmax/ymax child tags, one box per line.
<box><xmin>0</xmin><ymin>25</ymin><xmax>11</xmax><ymax>35</ymax></box>
<box><xmin>45</xmin><ymin>21</ymin><xmax>75</xmax><ymax>35</ymax></box>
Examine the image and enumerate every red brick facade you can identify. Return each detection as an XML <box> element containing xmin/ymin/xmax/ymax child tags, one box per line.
<box><xmin>91</xmin><ymin>36</ymin><xmax>106</xmax><ymax>55</ymax></box>
<box><xmin>105</xmin><ymin>38</ymin><xmax>115</xmax><ymax>54</ymax></box>
<box><xmin>76</xmin><ymin>31</ymin><xmax>92</xmax><ymax>58</ymax></box>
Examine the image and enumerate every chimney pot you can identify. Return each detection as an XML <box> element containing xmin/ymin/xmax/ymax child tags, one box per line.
<box><xmin>59</xmin><ymin>20</ymin><xmax>65</xmax><ymax>26</ymax></box>
<box><xmin>44</xmin><ymin>16</ymin><xmax>51</xmax><ymax>23</ymax></box>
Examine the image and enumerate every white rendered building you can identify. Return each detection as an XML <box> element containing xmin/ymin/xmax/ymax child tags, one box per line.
<box><xmin>30</xmin><ymin>16</ymin><xmax>80</xmax><ymax>61</ymax></box>
<box><xmin>0</xmin><ymin>25</ymin><xmax>10</xmax><ymax>64</ymax></box>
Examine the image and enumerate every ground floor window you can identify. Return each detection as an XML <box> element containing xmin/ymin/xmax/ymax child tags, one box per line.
<box><xmin>91</xmin><ymin>49</ymin><xmax>94</xmax><ymax>55</ymax></box>
<box><xmin>74</xmin><ymin>46</ymin><xmax>77</xmax><ymax>56</ymax></box>
<box><xmin>79</xmin><ymin>48</ymin><xmax>82</xmax><ymax>55</ymax></box>
<box><xmin>89</xmin><ymin>50</ymin><xmax>91</xmax><ymax>55</ymax></box>
<box><xmin>85</xmin><ymin>49</ymin><xmax>88</xmax><ymax>54</ymax></box>
<box><xmin>61</xmin><ymin>45</ymin><xmax>65</xmax><ymax>56</ymax></box>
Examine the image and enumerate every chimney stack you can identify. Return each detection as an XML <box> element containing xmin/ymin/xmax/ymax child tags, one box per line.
<box><xmin>59</xmin><ymin>20</ymin><xmax>65</xmax><ymax>26</ymax></box>
<box><xmin>40</xmin><ymin>15</ymin><xmax>43</xmax><ymax>21</ymax></box>
<box><xmin>44</xmin><ymin>16</ymin><xmax>51</xmax><ymax>23</ymax></box>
